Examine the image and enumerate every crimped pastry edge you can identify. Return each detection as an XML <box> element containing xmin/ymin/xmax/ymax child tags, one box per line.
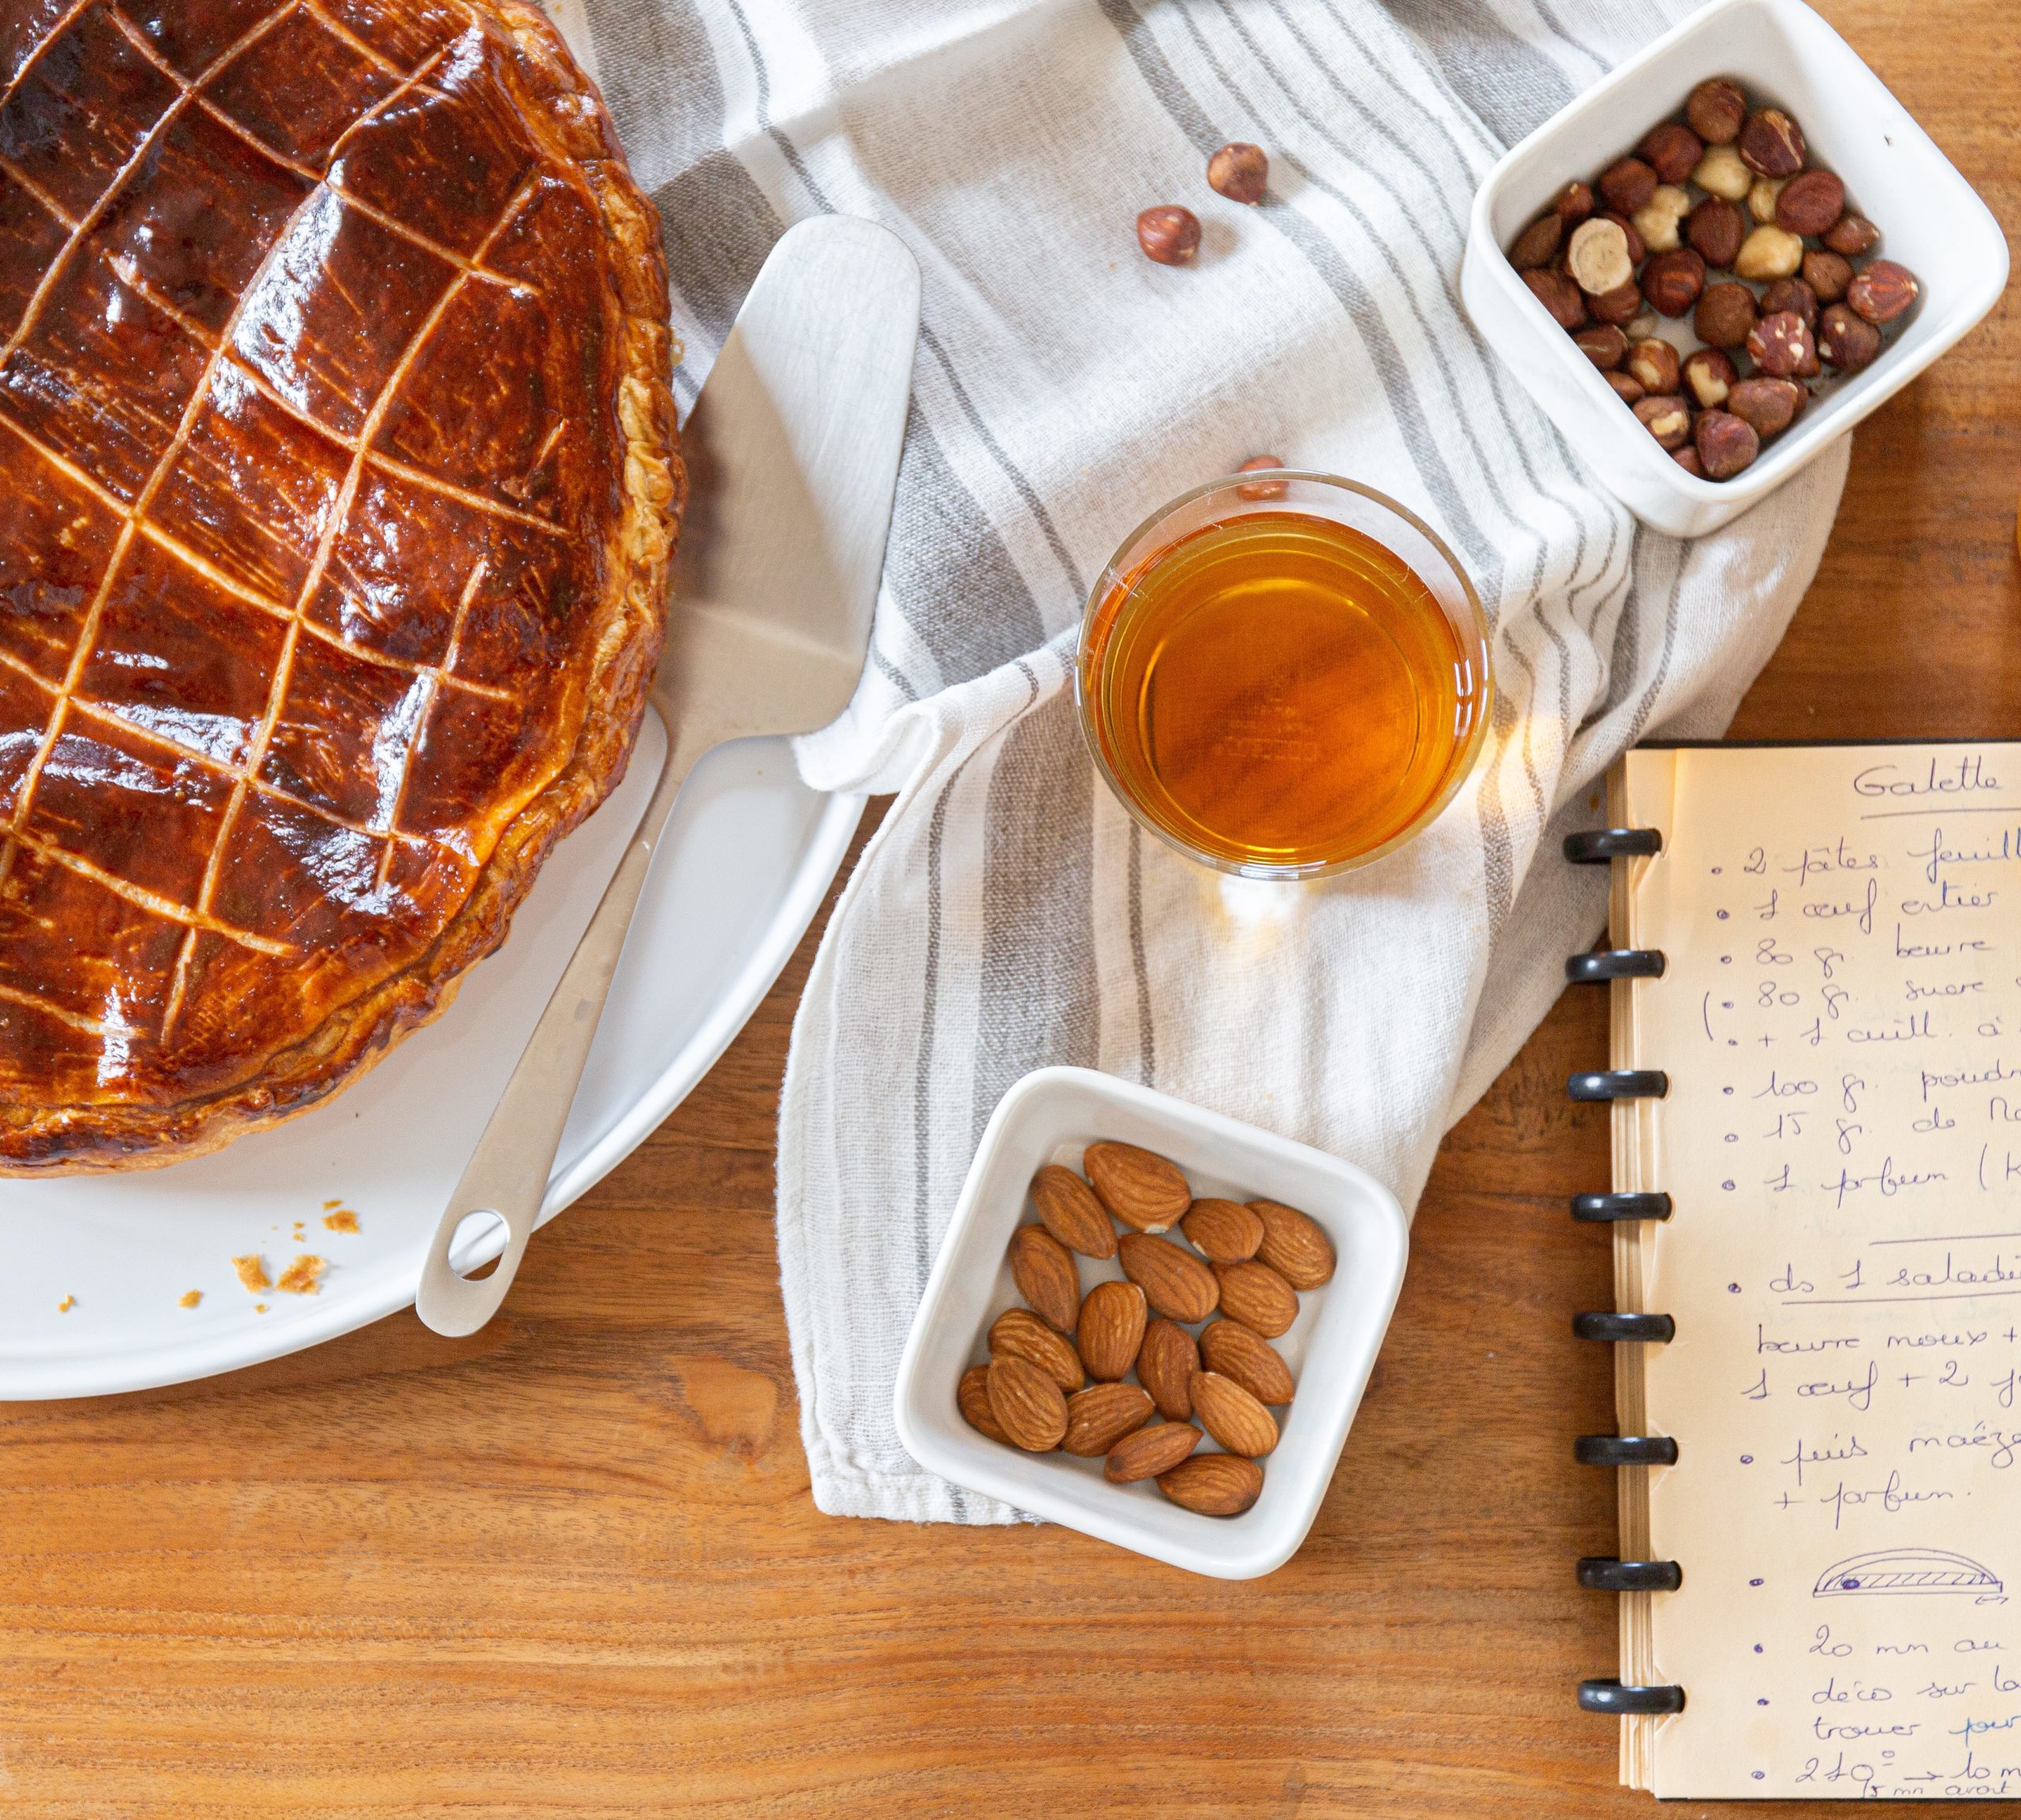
<box><xmin>0</xmin><ymin>0</ymin><xmax>684</xmax><ymax>1173</ymax></box>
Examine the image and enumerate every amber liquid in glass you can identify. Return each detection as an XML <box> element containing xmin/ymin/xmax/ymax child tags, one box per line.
<box><xmin>1083</xmin><ymin>511</ymin><xmax>1484</xmax><ymax>871</ymax></box>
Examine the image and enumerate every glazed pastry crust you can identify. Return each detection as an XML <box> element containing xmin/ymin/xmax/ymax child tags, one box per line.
<box><xmin>0</xmin><ymin>0</ymin><xmax>681</xmax><ymax>1170</ymax></box>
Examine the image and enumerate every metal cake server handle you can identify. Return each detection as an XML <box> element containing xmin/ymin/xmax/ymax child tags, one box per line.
<box><xmin>416</xmin><ymin>217</ymin><xmax>920</xmax><ymax>1338</ymax></box>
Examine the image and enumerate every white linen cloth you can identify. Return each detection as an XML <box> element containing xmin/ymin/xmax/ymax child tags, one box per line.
<box><xmin>578</xmin><ymin>0</ymin><xmax>1849</xmax><ymax>1522</ymax></box>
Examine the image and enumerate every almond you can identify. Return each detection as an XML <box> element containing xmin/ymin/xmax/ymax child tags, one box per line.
<box><xmin>1179</xmin><ymin>1197</ymin><xmax>1264</xmax><ymax>1262</ymax></box>
<box><xmin>1212</xmin><ymin>1259</ymin><xmax>1299</xmax><ymax>1337</ymax></box>
<box><xmin>1249</xmin><ymin>1200</ymin><xmax>1337</xmax><ymax>1290</ymax></box>
<box><xmin>1189</xmin><ymin>1369</ymin><xmax>1279</xmax><ymax>1457</ymax></box>
<box><xmin>1157</xmin><ymin>1452</ymin><xmax>1263</xmax><ymax>1516</ymax></box>
<box><xmin>1009</xmin><ymin>1224</ymin><xmax>1081</xmax><ymax>1332</ymax></box>
<box><xmin>1029</xmin><ymin>1165</ymin><xmax>1116</xmax><ymax>1259</ymax></box>
<box><xmin>1076</xmin><ymin>1280</ymin><xmax>1146</xmax><ymax>1381</ymax></box>
<box><xmin>1062</xmin><ymin>1381</ymin><xmax>1153</xmax><ymax>1456</ymax></box>
<box><xmin>989</xmin><ymin>1307</ymin><xmax>1083</xmax><ymax>1392</ymax></box>
<box><xmin>1104</xmin><ymin>1420</ymin><xmax>1202</xmax><ymax>1484</ymax></box>
<box><xmin>1136</xmin><ymin>1317</ymin><xmax>1198</xmax><ymax>1420</ymax></box>
<box><xmin>1119</xmin><ymin>1232</ymin><xmax>1219</xmax><ymax>1324</ymax></box>
<box><xmin>1083</xmin><ymin>1141</ymin><xmax>1190</xmax><ymax>1233</ymax></box>
<box><xmin>987</xmin><ymin>1354</ymin><xmax>1067</xmax><ymax>1451</ymax></box>
<box><xmin>1198</xmin><ymin>1318</ymin><xmax>1295</xmax><ymax>1406</ymax></box>
<box><xmin>958</xmin><ymin>1364</ymin><xmax>1010</xmax><ymax>1443</ymax></box>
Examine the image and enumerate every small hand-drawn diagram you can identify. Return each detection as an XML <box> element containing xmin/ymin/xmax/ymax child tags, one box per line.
<box><xmin>1813</xmin><ymin>1548</ymin><xmax>2004</xmax><ymax>1601</ymax></box>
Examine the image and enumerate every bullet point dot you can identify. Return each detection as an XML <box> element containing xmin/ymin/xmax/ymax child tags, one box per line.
<box><xmin>1753</xmin><ymin>1770</ymin><xmax>1766</xmax><ymax>1780</ymax></box>
<box><xmin>1717</xmin><ymin>909</ymin><xmax>1730</xmax><ymax>920</ymax></box>
<box><xmin>1723</xmin><ymin>1087</ymin><xmax>1735</xmax><ymax>1096</ymax></box>
<box><xmin>1750</xmin><ymin>1577</ymin><xmax>1765</xmax><ymax>1586</ymax></box>
<box><xmin>1753</xmin><ymin>1644</ymin><xmax>1764</xmax><ymax>1653</ymax></box>
<box><xmin>1741</xmin><ymin>1455</ymin><xmax>1753</xmax><ymax>1464</ymax></box>
<box><xmin>1723</xmin><ymin>1180</ymin><xmax>1736</xmax><ymax>1190</ymax></box>
<box><xmin>1728</xmin><ymin>1283</ymin><xmax>1742</xmax><ymax>1294</ymax></box>
<box><xmin>1712</xmin><ymin>867</ymin><xmax>1723</xmax><ymax>875</ymax></box>
<box><xmin>1721</xmin><ymin>955</ymin><xmax>1733</xmax><ymax>964</ymax></box>
<box><xmin>1758</xmin><ymin>1697</ymin><xmax>1769</xmax><ymax>1706</ymax></box>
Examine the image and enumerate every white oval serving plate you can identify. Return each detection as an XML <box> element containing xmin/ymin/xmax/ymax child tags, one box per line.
<box><xmin>0</xmin><ymin>710</ymin><xmax>863</xmax><ymax>1399</ymax></box>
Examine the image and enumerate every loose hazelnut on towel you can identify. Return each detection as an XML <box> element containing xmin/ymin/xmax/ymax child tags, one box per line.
<box><xmin>1775</xmin><ymin>168</ymin><xmax>1846</xmax><ymax>238</ymax></box>
<box><xmin>1136</xmin><ymin>205</ymin><xmax>1202</xmax><ymax>265</ymax></box>
<box><xmin>1638</xmin><ymin>122</ymin><xmax>1704</xmax><ymax>186</ymax></box>
<box><xmin>1235</xmin><ymin>456</ymin><xmax>1289</xmax><ymax>500</ymax></box>
<box><xmin>1625</xmin><ymin>337</ymin><xmax>1680</xmax><ymax>395</ymax></box>
<box><xmin>1207</xmin><ymin>142</ymin><xmax>1269</xmax><ymax>204</ymax></box>
<box><xmin>1847</xmin><ymin>259</ymin><xmax>1922</xmax><ymax>325</ymax></box>
<box><xmin>1694</xmin><ymin>410</ymin><xmax>1760</xmax><ymax>480</ymax></box>
<box><xmin>1567</xmin><ymin>217</ymin><xmax>1633</xmax><ymax>294</ymax></box>
<box><xmin>1695</xmin><ymin>280</ymin><xmax>1759</xmax><ymax>350</ymax></box>
<box><xmin>1817</xmin><ymin>303</ymin><xmax>1882</xmax><ymax>373</ymax></box>
<box><xmin>1727</xmin><ymin>376</ymin><xmax>1807</xmax><ymax>439</ymax></box>
<box><xmin>1573</xmin><ymin>324</ymin><xmax>1630</xmax><ymax>370</ymax></box>
<box><xmin>1687</xmin><ymin>77</ymin><xmax>1748</xmax><ymax>145</ymax></box>
<box><xmin>1823</xmin><ymin>213</ymin><xmax>1880</xmax><ymax>257</ymax></box>
<box><xmin>1685</xmin><ymin>195</ymin><xmax>1744</xmax><ymax>269</ymax></box>
<box><xmin>1523</xmin><ymin>267</ymin><xmax>1587</xmax><ymax>330</ymax></box>
<box><xmin>1747</xmin><ymin>309</ymin><xmax>1819</xmax><ymax>380</ymax></box>
<box><xmin>1683</xmin><ymin>346</ymin><xmax>1739</xmax><ymax>410</ymax></box>
<box><xmin>1802</xmin><ymin>249</ymin><xmax>1853</xmax><ymax>304</ymax></box>
<box><xmin>1598</xmin><ymin>155</ymin><xmax>1657</xmax><ymax>215</ymax></box>
<box><xmin>1633</xmin><ymin>393</ymin><xmax>1693</xmax><ymax>451</ymax></box>
<box><xmin>1734</xmin><ymin>224</ymin><xmax>1803</xmax><ymax>282</ymax></box>
<box><xmin>1552</xmin><ymin>180</ymin><xmax>1596</xmax><ymax>225</ymax></box>
<box><xmin>1509</xmin><ymin>212</ymin><xmax>1563</xmax><ymax>269</ymax></box>
<box><xmin>1691</xmin><ymin>142</ymin><xmax>1753</xmax><ymax>201</ymax></box>
<box><xmin>1640</xmin><ymin>246</ymin><xmax>1705</xmax><ymax>317</ymax></box>
<box><xmin>1738</xmin><ymin>107</ymin><xmax>1805</xmax><ymax>177</ymax></box>
<box><xmin>1759</xmin><ymin>277</ymin><xmax>1818</xmax><ymax>330</ymax></box>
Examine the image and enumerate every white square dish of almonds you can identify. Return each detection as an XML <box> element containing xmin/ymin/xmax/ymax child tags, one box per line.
<box><xmin>892</xmin><ymin>1067</ymin><xmax>1407</xmax><ymax>1578</ymax></box>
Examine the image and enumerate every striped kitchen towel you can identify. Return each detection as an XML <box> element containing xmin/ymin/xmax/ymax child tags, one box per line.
<box><xmin>576</xmin><ymin>0</ymin><xmax>1849</xmax><ymax>1522</ymax></box>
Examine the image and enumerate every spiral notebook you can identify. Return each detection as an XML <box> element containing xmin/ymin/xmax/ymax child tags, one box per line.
<box><xmin>1569</xmin><ymin>742</ymin><xmax>2021</xmax><ymax>1800</ymax></box>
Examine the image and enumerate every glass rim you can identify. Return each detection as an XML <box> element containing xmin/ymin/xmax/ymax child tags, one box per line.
<box><xmin>1074</xmin><ymin>470</ymin><xmax>1494</xmax><ymax>883</ymax></box>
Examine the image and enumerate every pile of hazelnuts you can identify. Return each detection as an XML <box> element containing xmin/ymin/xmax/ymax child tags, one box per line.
<box><xmin>1508</xmin><ymin>78</ymin><xmax>1921</xmax><ymax>481</ymax></box>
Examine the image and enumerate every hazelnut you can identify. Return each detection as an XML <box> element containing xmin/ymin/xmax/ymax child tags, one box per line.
<box><xmin>1601</xmin><ymin>211</ymin><xmax>1644</xmax><ymax>265</ymax></box>
<box><xmin>1625</xmin><ymin>337</ymin><xmax>1681</xmax><ymax>394</ymax></box>
<box><xmin>1694</xmin><ymin>280</ymin><xmax>1760</xmax><ymax>350</ymax></box>
<box><xmin>1847</xmin><ymin>258</ymin><xmax>1921</xmax><ymax>325</ymax></box>
<box><xmin>1694</xmin><ymin>409</ymin><xmax>1760</xmax><ymax>480</ymax></box>
<box><xmin>1626</xmin><ymin>311</ymin><xmax>1661</xmax><ymax>342</ymax></box>
<box><xmin>1136</xmin><ymin>205</ymin><xmax>1201</xmax><ymax>265</ymax></box>
<box><xmin>1573</xmin><ymin>324</ymin><xmax>1631</xmax><ymax>371</ymax></box>
<box><xmin>1818</xmin><ymin>302</ymin><xmax>1882</xmax><ymax>372</ymax></box>
<box><xmin>1588</xmin><ymin>279</ymin><xmax>1644</xmax><ymax>327</ymax></box>
<box><xmin>1598</xmin><ymin>156</ymin><xmax>1658</xmax><ymax>215</ymax></box>
<box><xmin>1687</xmin><ymin>79</ymin><xmax>1748</xmax><ymax>146</ymax></box>
<box><xmin>1509</xmin><ymin>213</ymin><xmax>1563</xmax><ymax>270</ymax></box>
<box><xmin>1672</xmin><ymin>444</ymin><xmax>1708</xmax><ymax>478</ymax></box>
<box><xmin>1523</xmin><ymin>267</ymin><xmax>1588</xmax><ymax>329</ymax></box>
<box><xmin>1760</xmin><ymin>277</ymin><xmax>1818</xmax><ymax>329</ymax></box>
<box><xmin>1727</xmin><ymin>376</ymin><xmax>1806</xmax><ymax>439</ymax></box>
<box><xmin>1738</xmin><ymin>107</ymin><xmax>1805</xmax><ymax>178</ymax></box>
<box><xmin>1235</xmin><ymin>455</ymin><xmax>1289</xmax><ymax>500</ymax></box>
<box><xmin>1692</xmin><ymin>142</ymin><xmax>1753</xmax><ymax>201</ymax></box>
<box><xmin>1207</xmin><ymin>142</ymin><xmax>1269</xmax><ymax>204</ymax></box>
<box><xmin>1640</xmin><ymin>246</ymin><xmax>1705</xmax><ymax>317</ymax></box>
<box><xmin>1553</xmin><ymin>180</ymin><xmax>1596</xmax><ymax>225</ymax></box>
<box><xmin>1734</xmin><ymin>224</ymin><xmax>1803</xmax><ymax>281</ymax></box>
<box><xmin>1748</xmin><ymin>175</ymin><xmax>1788</xmax><ymax>225</ymax></box>
<box><xmin>1775</xmin><ymin>168</ymin><xmax>1846</xmax><ymax>238</ymax></box>
<box><xmin>1605</xmin><ymin>370</ymin><xmax>1647</xmax><ymax>405</ymax></box>
<box><xmin>1802</xmin><ymin>249</ymin><xmax>1853</xmax><ymax>305</ymax></box>
<box><xmin>1567</xmin><ymin>217</ymin><xmax>1634</xmax><ymax>294</ymax></box>
<box><xmin>1631</xmin><ymin>184</ymin><xmax>1691</xmax><ymax>253</ymax></box>
<box><xmin>1683</xmin><ymin>346</ymin><xmax>1739</xmax><ymax>409</ymax></box>
<box><xmin>1823</xmin><ymin>213</ymin><xmax>1880</xmax><ymax>257</ymax></box>
<box><xmin>1639</xmin><ymin>122</ymin><xmax>1704</xmax><ymax>186</ymax></box>
<box><xmin>1747</xmin><ymin>309</ymin><xmax>1818</xmax><ymax>379</ymax></box>
<box><xmin>1685</xmin><ymin>195</ymin><xmax>1745</xmax><ymax>268</ymax></box>
<box><xmin>1634</xmin><ymin>394</ymin><xmax>1693</xmax><ymax>451</ymax></box>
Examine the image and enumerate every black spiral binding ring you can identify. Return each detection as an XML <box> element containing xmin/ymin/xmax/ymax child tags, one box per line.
<box><xmin>1571</xmin><ymin>1191</ymin><xmax>1672</xmax><ymax>1222</ymax></box>
<box><xmin>1569</xmin><ymin>1069</ymin><xmax>1669</xmax><ymax>1102</ymax></box>
<box><xmin>1577</xmin><ymin>1679</ymin><xmax>1686</xmax><ymax>1716</ymax></box>
<box><xmin>1573</xmin><ymin>1311</ymin><xmax>1676</xmax><ymax>1343</ymax></box>
<box><xmin>1575</xmin><ymin>1434</ymin><xmax>1679</xmax><ymax>1467</ymax></box>
<box><xmin>1564</xmin><ymin>949</ymin><xmax>1666</xmax><ymax>983</ymax></box>
<box><xmin>1564</xmin><ymin>827</ymin><xmax>1663</xmax><ymax>863</ymax></box>
<box><xmin>1577</xmin><ymin>1557</ymin><xmax>1683</xmax><ymax>1592</ymax></box>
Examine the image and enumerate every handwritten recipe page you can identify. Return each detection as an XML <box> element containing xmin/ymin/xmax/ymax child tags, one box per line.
<box><xmin>1625</xmin><ymin>743</ymin><xmax>2021</xmax><ymax>1799</ymax></box>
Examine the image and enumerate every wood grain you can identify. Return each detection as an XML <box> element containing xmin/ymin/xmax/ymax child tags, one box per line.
<box><xmin>1</xmin><ymin>3</ymin><xmax>2015</xmax><ymax>1811</ymax></box>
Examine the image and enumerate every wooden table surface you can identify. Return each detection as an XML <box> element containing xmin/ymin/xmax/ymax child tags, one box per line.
<box><xmin>3</xmin><ymin>6</ymin><xmax>2016</xmax><ymax>1814</ymax></box>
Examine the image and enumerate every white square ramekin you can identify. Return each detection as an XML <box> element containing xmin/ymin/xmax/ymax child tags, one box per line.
<box><xmin>1459</xmin><ymin>0</ymin><xmax>2008</xmax><ymax>540</ymax></box>
<box><xmin>891</xmin><ymin>1067</ymin><xmax>1408</xmax><ymax>1580</ymax></box>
